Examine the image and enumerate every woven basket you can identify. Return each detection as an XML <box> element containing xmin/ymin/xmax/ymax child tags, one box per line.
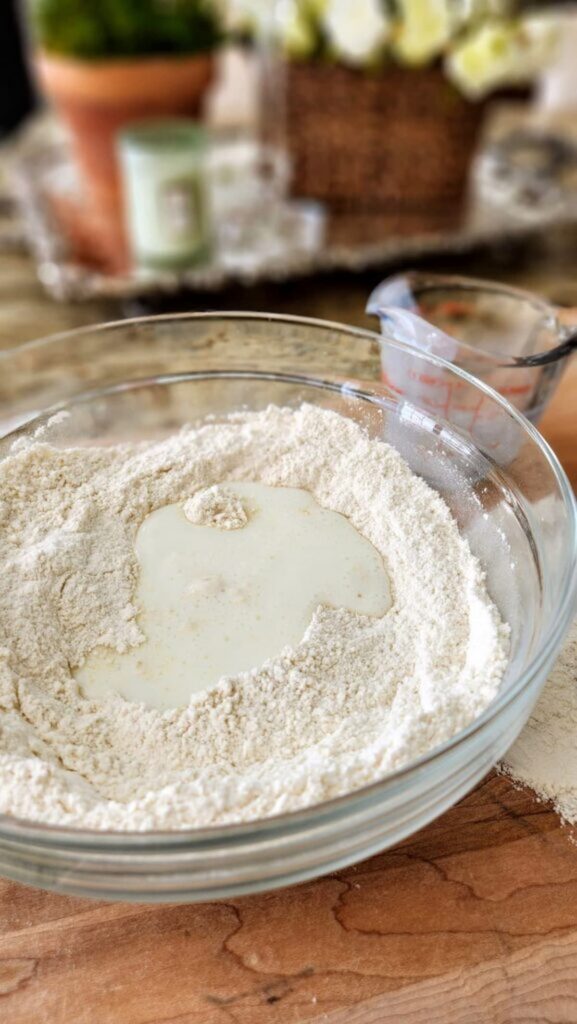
<box><xmin>286</xmin><ymin>61</ymin><xmax>487</xmax><ymax>238</ymax></box>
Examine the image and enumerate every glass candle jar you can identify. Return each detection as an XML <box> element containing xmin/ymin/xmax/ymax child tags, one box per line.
<box><xmin>118</xmin><ymin>120</ymin><xmax>212</xmax><ymax>271</ymax></box>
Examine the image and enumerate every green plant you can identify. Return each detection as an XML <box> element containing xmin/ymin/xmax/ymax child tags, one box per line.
<box><xmin>30</xmin><ymin>0</ymin><xmax>222</xmax><ymax>59</ymax></box>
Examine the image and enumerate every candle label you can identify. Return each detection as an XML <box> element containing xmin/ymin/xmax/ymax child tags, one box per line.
<box><xmin>157</xmin><ymin>177</ymin><xmax>203</xmax><ymax>244</ymax></box>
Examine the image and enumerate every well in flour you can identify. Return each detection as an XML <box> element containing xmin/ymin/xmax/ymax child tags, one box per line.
<box><xmin>75</xmin><ymin>480</ymin><xmax>392</xmax><ymax>709</ymax></box>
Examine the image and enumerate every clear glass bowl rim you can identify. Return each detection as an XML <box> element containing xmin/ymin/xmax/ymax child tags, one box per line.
<box><xmin>0</xmin><ymin>309</ymin><xmax>575</xmax><ymax>850</ymax></box>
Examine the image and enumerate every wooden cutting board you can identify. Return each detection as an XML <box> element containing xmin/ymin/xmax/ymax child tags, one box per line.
<box><xmin>0</xmin><ymin>363</ymin><xmax>576</xmax><ymax>1024</ymax></box>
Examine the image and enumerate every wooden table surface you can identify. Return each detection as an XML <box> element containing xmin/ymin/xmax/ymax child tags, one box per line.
<box><xmin>0</xmin><ymin>230</ymin><xmax>577</xmax><ymax>1023</ymax></box>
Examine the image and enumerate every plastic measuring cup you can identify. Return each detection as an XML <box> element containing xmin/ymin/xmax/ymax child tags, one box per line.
<box><xmin>367</xmin><ymin>273</ymin><xmax>577</xmax><ymax>434</ymax></box>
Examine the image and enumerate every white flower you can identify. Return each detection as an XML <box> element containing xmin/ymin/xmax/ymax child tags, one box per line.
<box><xmin>450</xmin><ymin>0</ymin><xmax>510</xmax><ymax>25</ymax></box>
<box><xmin>224</xmin><ymin>0</ymin><xmax>275</xmax><ymax>34</ymax></box>
<box><xmin>322</xmin><ymin>0</ymin><xmax>390</xmax><ymax>66</ymax></box>
<box><xmin>522</xmin><ymin>13</ymin><xmax>560</xmax><ymax>62</ymax></box>
<box><xmin>393</xmin><ymin>0</ymin><xmax>452</xmax><ymax>65</ymax></box>
<box><xmin>276</xmin><ymin>0</ymin><xmax>317</xmax><ymax>57</ymax></box>
<box><xmin>447</xmin><ymin>15</ymin><xmax>560</xmax><ymax>99</ymax></box>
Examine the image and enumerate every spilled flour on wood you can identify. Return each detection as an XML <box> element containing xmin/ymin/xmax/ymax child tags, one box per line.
<box><xmin>504</xmin><ymin>617</ymin><xmax>577</xmax><ymax>823</ymax></box>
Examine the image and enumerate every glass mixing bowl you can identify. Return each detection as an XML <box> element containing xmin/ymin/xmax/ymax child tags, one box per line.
<box><xmin>0</xmin><ymin>312</ymin><xmax>575</xmax><ymax>902</ymax></box>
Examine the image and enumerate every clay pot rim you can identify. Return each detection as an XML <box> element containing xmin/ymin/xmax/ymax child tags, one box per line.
<box><xmin>37</xmin><ymin>49</ymin><xmax>215</xmax><ymax>69</ymax></box>
<box><xmin>36</xmin><ymin>50</ymin><xmax>215</xmax><ymax>103</ymax></box>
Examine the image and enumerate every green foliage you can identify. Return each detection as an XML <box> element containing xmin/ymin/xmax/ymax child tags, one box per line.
<box><xmin>30</xmin><ymin>0</ymin><xmax>222</xmax><ymax>59</ymax></box>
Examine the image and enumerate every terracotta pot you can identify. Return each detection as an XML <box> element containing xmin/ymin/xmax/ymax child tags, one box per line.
<box><xmin>36</xmin><ymin>52</ymin><xmax>215</xmax><ymax>264</ymax></box>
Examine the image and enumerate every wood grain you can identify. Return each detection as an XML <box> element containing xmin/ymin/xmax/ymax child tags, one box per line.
<box><xmin>1</xmin><ymin>776</ymin><xmax>577</xmax><ymax>1023</ymax></box>
<box><xmin>0</xmin><ymin>240</ymin><xmax>576</xmax><ymax>1023</ymax></box>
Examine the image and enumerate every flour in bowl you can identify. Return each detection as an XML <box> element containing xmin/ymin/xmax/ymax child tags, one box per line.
<box><xmin>0</xmin><ymin>404</ymin><xmax>509</xmax><ymax>830</ymax></box>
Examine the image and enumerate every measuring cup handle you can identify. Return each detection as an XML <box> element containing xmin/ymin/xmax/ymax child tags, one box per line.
<box><xmin>521</xmin><ymin>309</ymin><xmax>577</xmax><ymax>368</ymax></box>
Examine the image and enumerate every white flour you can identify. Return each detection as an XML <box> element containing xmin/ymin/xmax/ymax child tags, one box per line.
<box><xmin>0</xmin><ymin>404</ymin><xmax>509</xmax><ymax>831</ymax></box>
<box><xmin>183</xmin><ymin>484</ymin><xmax>249</xmax><ymax>530</ymax></box>
<box><xmin>504</xmin><ymin>617</ymin><xmax>577</xmax><ymax>822</ymax></box>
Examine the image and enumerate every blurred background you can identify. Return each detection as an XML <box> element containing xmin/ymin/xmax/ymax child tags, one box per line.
<box><xmin>0</xmin><ymin>0</ymin><xmax>577</xmax><ymax>344</ymax></box>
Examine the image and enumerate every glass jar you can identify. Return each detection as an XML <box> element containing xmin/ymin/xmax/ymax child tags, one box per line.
<box><xmin>118</xmin><ymin>120</ymin><xmax>212</xmax><ymax>271</ymax></box>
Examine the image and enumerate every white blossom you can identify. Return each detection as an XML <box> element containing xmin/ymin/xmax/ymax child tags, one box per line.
<box><xmin>447</xmin><ymin>15</ymin><xmax>560</xmax><ymax>98</ymax></box>
<box><xmin>322</xmin><ymin>0</ymin><xmax>390</xmax><ymax>66</ymax></box>
<box><xmin>222</xmin><ymin>0</ymin><xmax>559</xmax><ymax>99</ymax></box>
<box><xmin>451</xmin><ymin>0</ymin><xmax>511</xmax><ymax>23</ymax></box>
<box><xmin>276</xmin><ymin>0</ymin><xmax>317</xmax><ymax>56</ymax></box>
<box><xmin>224</xmin><ymin>0</ymin><xmax>275</xmax><ymax>33</ymax></box>
<box><xmin>393</xmin><ymin>0</ymin><xmax>452</xmax><ymax>65</ymax></box>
